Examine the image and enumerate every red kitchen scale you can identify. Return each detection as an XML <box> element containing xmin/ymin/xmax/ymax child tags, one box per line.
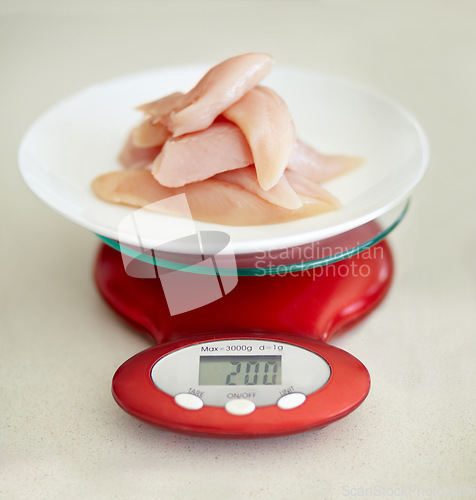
<box><xmin>94</xmin><ymin>207</ymin><xmax>401</xmax><ymax>439</ymax></box>
<box><xmin>18</xmin><ymin>65</ymin><xmax>428</xmax><ymax>439</ymax></box>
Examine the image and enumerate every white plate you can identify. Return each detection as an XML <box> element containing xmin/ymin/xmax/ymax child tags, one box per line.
<box><xmin>18</xmin><ymin>65</ymin><xmax>429</xmax><ymax>254</ymax></box>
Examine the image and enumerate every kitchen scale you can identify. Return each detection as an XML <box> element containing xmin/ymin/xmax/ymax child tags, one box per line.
<box><xmin>18</xmin><ymin>64</ymin><xmax>428</xmax><ymax>438</ymax></box>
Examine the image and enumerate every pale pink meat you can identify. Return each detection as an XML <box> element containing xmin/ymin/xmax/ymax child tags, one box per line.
<box><xmin>169</xmin><ymin>53</ymin><xmax>273</xmax><ymax>137</ymax></box>
<box><xmin>288</xmin><ymin>139</ymin><xmax>363</xmax><ymax>183</ymax></box>
<box><xmin>151</xmin><ymin>121</ymin><xmax>254</xmax><ymax>188</ymax></box>
<box><xmin>285</xmin><ymin>170</ymin><xmax>341</xmax><ymax>209</ymax></box>
<box><xmin>215</xmin><ymin>166</ymin><xmax>302</xmax><ymax>210</ymax></box>
<box><xmin>131</xmin><ymin>118</ymin><xmax>170</xmax><ymax>148</ymax></box>
<box><xmin>118</xmin><ymin>133</ymin><xmax>162</xmax><ymax>169</ymax></box>
<box><xmin>135</xmin><ymin>92</ymin><xmax>185</xmax><ymax>123</ymax></box>
<box><xmin>92</xmin><ymin>170</ymin><xmax>336</xmax><ymax>226</ymax></box>
<box><xmin>96</xmin><ymin>54</ymin><xmax>363</xmax><ymax>226</ymax></box>
<box><xmin>222</xmin><ymin>86</ymin><xmax>295</xmax><ymax>191</ymax></box>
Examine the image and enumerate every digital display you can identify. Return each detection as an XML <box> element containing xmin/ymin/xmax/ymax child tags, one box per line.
<box><xmin>199</xmin><ymin>356</ymin><xmax>282</xmax><ymax>386</ymax></box>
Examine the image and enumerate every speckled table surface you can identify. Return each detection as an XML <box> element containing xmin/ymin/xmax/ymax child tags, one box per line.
<box><xmin>1</xmin><ymin>1</ymin><xmax>475</xmax><ymax>498</ymax></box>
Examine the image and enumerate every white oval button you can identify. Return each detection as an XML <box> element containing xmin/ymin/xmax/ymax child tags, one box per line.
<box><xmin>277</xmin><ymin>393</ymin><xmax>306</xmax><ymax>410</ymax></box>
<box><xmin>174</xmin><ymin>393</ymin><xmax>204</xmax><ymax>410</ymax></box>
<box><xmin>225</xmin><ymin>399</ymin><xmax>256</xmax><ymax>416</ymax></box>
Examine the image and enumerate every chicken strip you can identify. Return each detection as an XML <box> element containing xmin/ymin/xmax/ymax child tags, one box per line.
<box><xmin>92</xmin><ymin>170</ymin><xmax>336</xmax><ymax>226</ymax></box>
<box><xmin>288</xmin><ymin>139</ymin><xmax>363</xmax><ymax>183</ymax></box>
<box><xmin>131</xmin><ymin>118</ymin><xmax>170</xmax><ymax>148</ymax></box>
<box><xmin>152</xmin><ymin>121</ymin><xmax>253</xmax><ymax>188</ymax></box>
<box><xmin>215</xmin><ymin>166</ymin><xmax>302</xmax><ymax>210</ymax></box>
<box><xmin>223</xmin><ymin>86</ymin><xmax>296</xmax><ymax>191</ymax></box>
<box><xmin>169</xmin><ymin>53</ymin><xmax>273</xmax><ymax>136</ymax></box>
<box><xmin>118</xmin><ymin>133</ymin><xmax>162</xmax><ymax>169</ymax></box>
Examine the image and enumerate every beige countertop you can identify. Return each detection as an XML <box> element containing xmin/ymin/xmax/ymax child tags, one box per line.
<box><xmin>1</xmin><ymin>1</ymin><xmax>475</xmax><ymax>498</ymax></box>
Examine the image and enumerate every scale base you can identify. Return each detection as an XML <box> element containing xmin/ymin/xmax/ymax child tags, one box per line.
<box><xmin>94</xmin><ymin>240</ymin><xmax>393</xmax><ymax>345</ymax></box>
<box><xmin>94</xmin><ymin>240</ymin><xmax>393</xmax><ymax>438</ymax></box>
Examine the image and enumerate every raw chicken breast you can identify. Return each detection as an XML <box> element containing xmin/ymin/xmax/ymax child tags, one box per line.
<box><xmin>92</xmin><ymin>170</ymin><xmax>336</xmax><ymax>226</ymax></box>
<box><xmin>169</xmin><ymin>53</ymin><xmax>273</xmax><ymax>136</ymax></box>
<box><xmin>132</xmin><ymin>118</ymin><xmax>170</xmax><ymax>148</ymax></box>
<box><xmin>118</xmin><ymin>133</ymin><xmax>162</xmax><ymax>169</ymax></box>
<box><xmin>136</xmin><ymin>92</ymin><xmax>185</xmax><ymax>123</ymax></box>
<box><xmin>95</xmin><ymin>54</ymin><xmax>363</xmax><ymax>227</ymax></box>
<box><xmin>215</xmin><ymin>167</ymin><xmax>302</xmax><ymax>210</ymax></box>
<box><xmin>223</xmin><ymin>86</ymin><xmax>295</xmax><ymax>191</ymax></box>
<box><xmin>285</xmin><ymin>170</ymin><xmax>341</xmax><ymax>208</ymax></box>
<box><xmin>288</xmin><ymin>139</ymin><xmax>363</xmax><ymax>183</ymax></box>
<box><xmin>152</xmin><ymin>121</ymin><xmax>254</xmax><ymax>188</ymax></box>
